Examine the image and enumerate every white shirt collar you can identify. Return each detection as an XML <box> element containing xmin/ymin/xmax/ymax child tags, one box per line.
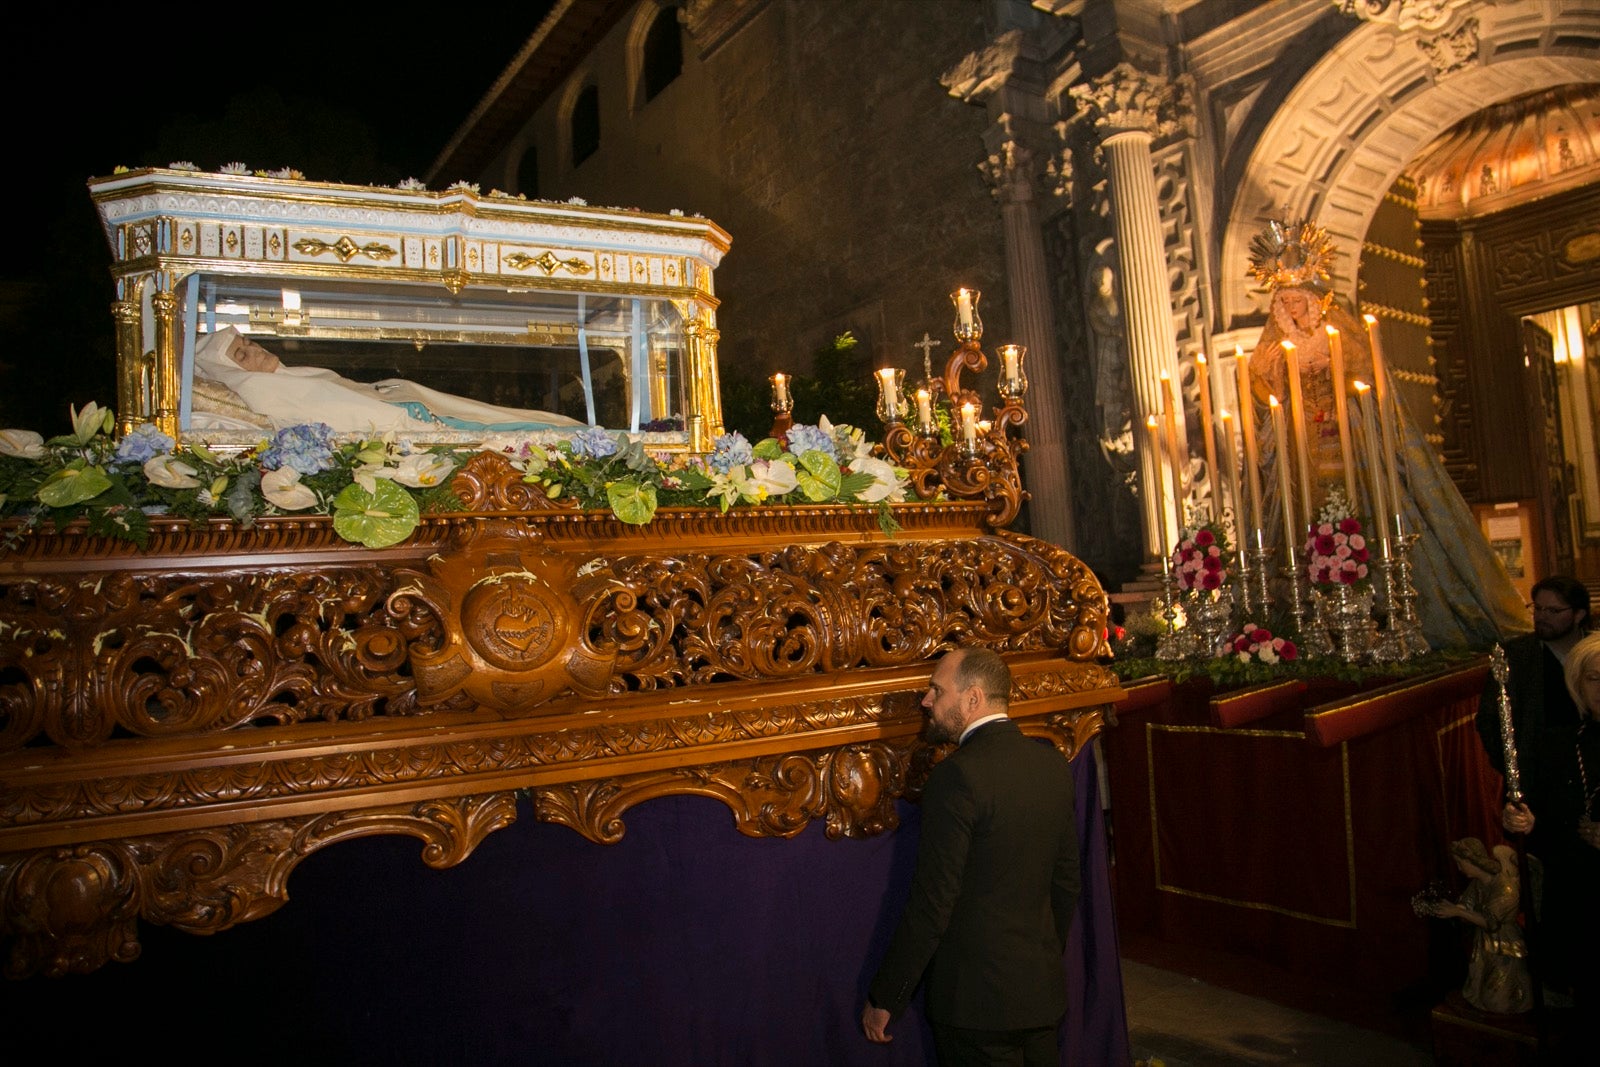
<box><xmin>959</xmin><ymin>713</ymin><xmax>1010</xmax><ymax>745</ymax></box>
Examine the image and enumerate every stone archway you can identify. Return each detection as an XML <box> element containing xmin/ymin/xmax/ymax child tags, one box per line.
<box><xmin>1219</xmin><ymin>2</ymin><xmax>1600</xmax><ymax>326</ymax></box>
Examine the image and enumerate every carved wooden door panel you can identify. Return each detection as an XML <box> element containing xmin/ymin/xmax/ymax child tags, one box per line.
<box><xmin>1522</xmin><ymin>319</ymin><xmax>1575</xmax><ymax>575</ymax></box>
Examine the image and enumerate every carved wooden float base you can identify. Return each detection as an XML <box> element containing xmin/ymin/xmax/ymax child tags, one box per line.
<box><xmin>2</xmin><ymin>501</ymin><xmax>1119</xmax><ymax>978</ymax></box>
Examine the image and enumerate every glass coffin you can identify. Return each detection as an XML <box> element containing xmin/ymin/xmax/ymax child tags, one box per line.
<box><xmin>88</xmin><ymin>169</ymin><xmax>731</xmax><ymax>451</ymax></box>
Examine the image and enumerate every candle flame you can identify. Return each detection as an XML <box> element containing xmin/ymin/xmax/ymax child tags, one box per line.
<box><xmin>1362</xmin><ymin>313</ymin><xmax>1377</xmax><ymax>326</ymax></box>
<box><xmin>1268</xmin><ymin>395</ymin><xmax>1281</xmax><ymax>408</ymax></box>
<box><xmin>1353</xmin><ymin>380</ymin><xmax>1370</xmax><ymax>393</ymax></box>
<box><xmin>1325</xmin><ymin>325</ymin><xmax>1338</xmax><ymax>337</ymax></box>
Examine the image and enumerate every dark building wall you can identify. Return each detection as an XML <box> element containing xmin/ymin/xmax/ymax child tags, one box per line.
<box><xmin>481</xmin><ymin>1</ymin><xmax>1010</xmax><ymax>426</ymax></box>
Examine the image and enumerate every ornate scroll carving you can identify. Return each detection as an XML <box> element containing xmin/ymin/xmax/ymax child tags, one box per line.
<box><xmin>391</xmin><ymin>520</ymin><xmax>620</xmax><ymax>713</ymax></box>
<box><xmin>533</xmin><ymin>738</ymin><xmax>919</xmax><ymax>844</ymax></box>
<box><xmin>291</xmin><ymin>236</ymin><xmax>398</xmax><ymax>262</ymax></box>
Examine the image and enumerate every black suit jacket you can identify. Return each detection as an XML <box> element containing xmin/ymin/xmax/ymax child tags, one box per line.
<box><xmin>868</xmin><ymin>719</ymin><xmax>1080</xmax><ymax>1030</ymax></box>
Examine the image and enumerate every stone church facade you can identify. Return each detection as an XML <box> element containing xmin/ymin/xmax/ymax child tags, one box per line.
<box><xmin>431</xmin><ymin>0</ymin><xmax>1600</xmax><ymax>595</ymax></box>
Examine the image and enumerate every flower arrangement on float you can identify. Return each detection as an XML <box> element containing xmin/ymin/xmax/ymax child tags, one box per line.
<box><xmin>0</xmin><ymin>404</ymin><xmax>909</xmax><ymax>550</ymax></box>
<box><xmin>1170</xmin><ymin>522</ymin><xmax>1232</xmax><ymax>593</ymax></box>
<box><xmin>1303</xmin><ymin>489</ymin><xmax>1371</xmax><ymax>588</ymax></box>
<box><xmin>1227</xmin><ymin>622</ymin><xmax>1299</xmax><ymax>665</ymax></box>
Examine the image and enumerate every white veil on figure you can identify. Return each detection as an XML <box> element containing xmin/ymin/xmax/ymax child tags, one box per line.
<box><xmin>191</xmin><ymin>327</ymin><xmax>584</xmax><ymax>433</ymax></box>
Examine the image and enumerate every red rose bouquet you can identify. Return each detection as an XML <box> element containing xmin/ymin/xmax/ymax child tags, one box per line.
<box><xmin>1228</xmin><ymin>622</ymin><xmax>1299</xmax><ymax>665</ymax></box>
<box><xmin>1171</xmin><ymin>522</ymin><xmax>1231</xmax><ymax>593</ymax></box>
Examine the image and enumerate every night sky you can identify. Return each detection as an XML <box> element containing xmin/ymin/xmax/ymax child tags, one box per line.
<box><xmin>0</xmin><ymin>9</ymin><xmax>552</xmax><ymax>429</ymax></box>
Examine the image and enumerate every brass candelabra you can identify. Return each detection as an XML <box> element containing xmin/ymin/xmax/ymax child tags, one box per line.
<box><xmin>878</xmin><ymin>290</ymin><xmax>1030</xmax><ymax>527</ymax></box>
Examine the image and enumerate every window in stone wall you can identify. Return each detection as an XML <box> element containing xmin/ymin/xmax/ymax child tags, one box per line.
<box><xmin>516</xmin><ymin>144</ymin><xmax>539</xmax><ymax>199</ymax></box>
<box><xmin>641</xmin><ymin>6</ymin><xmax>683</xmax><ymax>103</ymax></box>
<box><xmin>572</xmin><ymin>85</ymin><xmax>600</xmax><ymax>166</ymax></box>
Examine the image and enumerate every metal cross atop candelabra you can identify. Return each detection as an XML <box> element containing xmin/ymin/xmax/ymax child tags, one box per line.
<box><xmin>877</xmin><ymin>289</ymin><xmax>1030</xmax><ymax>527</ymax></box>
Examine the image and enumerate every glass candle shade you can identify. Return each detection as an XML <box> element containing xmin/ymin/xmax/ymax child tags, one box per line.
<box><xmin>950</xmin><ymin>288</ymin><xmax>983</xmax><ymax>343</ymax></box>
<box><xmin>770</xmin><ymin>373</ymin><xmax>793</xmax><ymax>413</ymax></box>
<box><xmin>875</xmin><ymin>367</ymin><xmax>905</xmax><ymax>423</ymax></box>
<box><xmin>996</xmin><ymin>343</ymin><xmax>1027</xmax><ymax>401</ymax></box>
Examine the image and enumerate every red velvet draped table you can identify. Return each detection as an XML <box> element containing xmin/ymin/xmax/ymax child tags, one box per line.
<box><xmin>1102</xmin><ymin>660</ymin><xmax>1505</xmax><ymax>1000</ymax></box>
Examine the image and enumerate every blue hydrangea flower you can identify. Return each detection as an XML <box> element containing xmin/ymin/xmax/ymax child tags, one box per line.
<box><xmin>571</xmin><ymin>426</ymin><xmax>620</xmax><ymax>459</ymax></box>
<box><xmin>113</xmin><ymin>424</ymin><xmax>175</xmax><ymax>464</ymax></box>
<box><xmin>785</xmin><ymin>423</ymin><xmax>836</xmax><ymax>460</ymax></box>
<box><xmin>708</xmin><ymin>431</ymin><xmax>753</xmax><ymax>473</ymax></box>
<box><xmin>261</xmin><ymin>423</ymin><xmax>338</xmax><ymax>475</ymax></box>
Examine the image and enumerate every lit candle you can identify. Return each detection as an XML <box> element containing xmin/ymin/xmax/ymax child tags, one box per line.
<box><xmin>1364</xmin><ymin>314</ymin><xmax>1403</xmax><ymax>539</ymax></box>
<box><xmin>1219</xmin><ymin>409</ymin><xmax>1244</xmax><ymax>552</ymax></box>
<box><xmin>1269</xmin><ymin>395</ymin><xmax>1296</xmax><ymax>553</ymax></box>
<box><xmin>1326</xmin><ymin>325</ymin><xmax>1357</xmax><ymax>506</ymax></box>
<box><xmin>1146</xmin><ymin>414</ymin><xmax>1170</xmax><ymax>560</ymax></box>
<box><xmin>1000</xmin><ymin>343</ymin><xmax>1021</xmax><ymax>385</ymax></box>
<box><xmin>956</xmin><ymin>289</ymin><xmax>974</xmax><ymax>329</ymax></box>
<box><xmin>1353</xmin><ymin>381</ymin><xmax>1392</xmax><ymax>558</ymax></box>
<box><xmin>1195</xmin><ymin>352</ymin><xmax>1217</xmax><ymax>518</ymax></box>
<box><xmin>1282</xmin><ymin>340</ymin><xmax>1314</xmax><ymax>536</ymax></box>
<box><xmin>876</xmin><ymin>367</ymin><xmax>901</xmax><ymax>419</ymax></box>
<box><xmin>1234</xmin><ymin>346</ymin><xmax>1263</xmax><ymax>539</ymax></box>
<box><xmin>961</xmin><ymin>402</ymin><xmax>977</xmax><ymax>450</ymax></box>
<box><xmin>915</xmin><ymin>388</ymin><xmax>933</xmax><ymax>430</ymax></box>
<box><xmin>771</xmin><ymin>373</ymin><xmax>789</xmax><ymax>406</ymax></box>
<box><xmin>1160</xmin><ymin>371</ymin><xmax>1184</xmax><ymax>501</ymax></box>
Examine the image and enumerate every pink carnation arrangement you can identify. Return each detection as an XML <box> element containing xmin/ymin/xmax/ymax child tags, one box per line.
<box><xmin>1304</xmin><ymin>515</ymin><xmax>1370</xmax><ymax>586</ymax></box>
<box><xmin>1171</xmin><ymin>523</ymin><xmax>1231</xmax><ymax>592</ymax></box>
<box><xmin>1228</xmin><ymin>623</ymin><xmax>1298</xmax><ymax>664</ymax></box>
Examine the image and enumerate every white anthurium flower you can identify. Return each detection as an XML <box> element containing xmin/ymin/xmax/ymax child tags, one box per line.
<box><xmin>260</xmin><ymin>467</ymin><xmax>318</xmax><ymax>511</ymax></box>
<box><xmin>391</xmin><ymin>453</ymin><xmax>455</xmax><ymax>489</ymax></box>
<box><xmin>0</xmin><ymin>429</ymin><xmax>46</xmax><ymax>458</ymax></box>
<box><xmin>852</xmin><ymin>455</ymin><xmax>906</xmax><ymax>503</ymax></box>
<box><xmin>142</xmin><ymin>454</ymin><xmax>202</xmax><ymax>489</ymax></box>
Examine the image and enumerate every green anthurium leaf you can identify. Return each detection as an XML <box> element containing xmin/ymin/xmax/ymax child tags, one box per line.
<box><xmin>607</xmin><ymin>477</ymin><xmax>658</xmax><ymax>525</ymax></box>
<box><xmin>794</xmin><ymin>450</ymin><xmax>843</xmax><ymax>502</ymax></box>
<box><xmin>331</xmin><ymin>478</ymin><xmax>420</xmax><ymax>548</ymax></box>
<box><xmin>37</xmin><ymin>462</ymin><xmax>113</xmax><ymax>507</ymax></box>
<box><xmin>752</xmin><ymin>437</ymin><xmax>783</xmax><ymax>461</ymax></box>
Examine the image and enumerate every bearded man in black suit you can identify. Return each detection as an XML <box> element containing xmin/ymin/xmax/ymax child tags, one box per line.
<box><xmin>861</xmin><ymin>646</ymin><xmax>1080</xmax><ymax>1066</ymax></box>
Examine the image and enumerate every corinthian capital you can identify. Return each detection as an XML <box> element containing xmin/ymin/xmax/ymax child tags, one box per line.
<box><xmin>979</xmin><ymin>139</ymin><xmax>1036</xmax><ymax>203</ymax></box>
<box><xmin>1069</xmin><ymin>63</ymin><xmax>1176</xmax><ymax>140</ymax></box>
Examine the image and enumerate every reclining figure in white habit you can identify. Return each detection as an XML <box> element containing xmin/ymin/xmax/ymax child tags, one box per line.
<box><xmin>191</xmin><ymin>326</ymin><xmax>586</xmax><ymax>434</ymax></box>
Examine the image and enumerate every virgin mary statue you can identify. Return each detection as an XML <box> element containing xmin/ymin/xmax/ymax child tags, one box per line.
<box><xmin>1244</xmin><ymin>220</ymin><xmax>1528</xmax><ymax>650</ymax></box>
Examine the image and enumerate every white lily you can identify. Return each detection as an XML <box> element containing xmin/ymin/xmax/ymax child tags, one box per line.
<box><xmin>746</xmin><ymin>459</ymin><xmax>799</xmax><ymax>501</ymax></box>
<box><xmin>143</xmin><ymin>454</ymin><xmax>202</xmax><ymax>489</ymax></box>
<box><xmin>391</xmin><ymin>453</ymin><xmax>455</xmax><ymax>488</ymax></box>
<box><xmin>353</xmin><ymin>463</ymin><xmax>396</xmax><ymax>495</ymax></box>
<box><xmin>261</xmin><ymin>467</ymin><xmax>318</xmax><ymax>511</ymax></box>
<box><xmin>70</xmin><ymin>402</ymin><xmax>112</xmax><ymax>446</ymax></box>
<box><xmin>0</xmin><ymin>429</ymin><xmax>46</xmax><ymax>458</ymax></box>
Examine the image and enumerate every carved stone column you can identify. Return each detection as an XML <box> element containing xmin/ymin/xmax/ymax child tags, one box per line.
<box><xmin>980</xmin><ymin>127</ymin><xmax>1075</xmax><ymax>549</ymax></box>
<box><xmin>1071</xmin><ymin>64</ymin><xmax>1186</xmax><ymax>562</ymax></box>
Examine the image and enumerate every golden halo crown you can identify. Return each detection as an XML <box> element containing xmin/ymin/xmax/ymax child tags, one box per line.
<box><xmin>1247</xmin><ymin>218</ymin><xmax>1337</xmax><ymax>293</ymax></box>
